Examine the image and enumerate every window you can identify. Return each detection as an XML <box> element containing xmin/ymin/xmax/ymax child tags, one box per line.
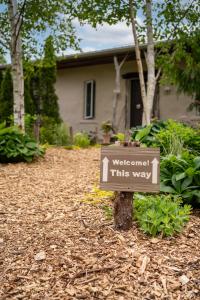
<box><xmin>84</xmin><ymin>80</ymin><xmax>95</xmax><ymax>119</ymax></box>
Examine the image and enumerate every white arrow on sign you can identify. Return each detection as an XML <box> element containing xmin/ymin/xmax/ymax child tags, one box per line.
<box><xmin>151</xmin><ymin>158</ymin><xmax>159</xmax><ymax>184</ymax></box>
<box><xmin>102</xmin><ymin>156</ymin><xmax>109</xmax><ymax>182</ymax></box>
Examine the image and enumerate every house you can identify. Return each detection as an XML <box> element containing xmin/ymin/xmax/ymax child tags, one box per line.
<box><xmin>55</xmin><ymin>45</ymin><xmax>197</xmax><ymax>135</ymax></box>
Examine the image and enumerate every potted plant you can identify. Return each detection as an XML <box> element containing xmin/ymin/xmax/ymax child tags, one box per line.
<box><xmin>101</xmin><ymin>120</ymin><xmax>113</xmax><ymax>144</ymax></box>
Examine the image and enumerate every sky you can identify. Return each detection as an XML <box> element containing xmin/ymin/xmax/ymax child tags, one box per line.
<box><xmin>66</xmin><ymin>20</ymin><xmax>134</xmax><ymax>55</ymax></box>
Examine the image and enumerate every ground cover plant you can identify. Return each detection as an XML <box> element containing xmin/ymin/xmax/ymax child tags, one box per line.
<box><xmin>134</xmin><ymin>194</ymin><xmax>191</xmax><ymax>237</ymax></box>
<box><xmin>160</xmin><ymin>153</ymin><xmax>200</xmax><ymax>206</ymax></box>
<box><xmin>131</xmin><ymin>119</ymin><xmax>200</xmax><ymax>155</ymax></box>
<box><xmin>73</xmin><ymin>132</ymin><xmax>90</xmax><ymax>148</ymax></box>
<box><xmin>131</xmin><ymin>119</ymin><xmax>200</xmax><ymax>208</ymax></box>
<box><xmin>0</xmin><ymin>122</ymin><xmax>44</xmax><ymax>163</ymax></box>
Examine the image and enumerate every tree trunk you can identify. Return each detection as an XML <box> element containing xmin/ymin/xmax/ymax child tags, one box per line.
<box><xmin>129</xmin><ymin>0</ymin><xmax>157</xmax><ymax>126</ymax></box>
<box><xmin>146</xmin><ymin>0</ymin><xmax>156</xmax><ymax>125</ymax></box>
<box><xmin>114</xmin><ymin>191</ymin><xmax>133</xmax><ymax>231</ymax></box>
<box><xmin>112</xmin><ymin>55</ymin><xmax>127</xmax><ymax>132</ymax></box>
<box><xmin>129</xmin><ymin>0</ymin><xmax>148</xmax><ymax>125</ymax></box>
<box><xmin>8</xmin><ymin>0</ymin><xmax>25</xmax><ymax>130</ymax></box>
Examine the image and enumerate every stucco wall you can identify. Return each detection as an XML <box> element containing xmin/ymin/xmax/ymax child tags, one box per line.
<box><xmin>55</xmin><ymin>61</ymin><xmax>139</xmax><ymax>134</ymax></box>
<box><xmin>159</xmin><ymin>85</ymin><xmax>194</xmax><ymax>120</ymax></box>
<box><xmin>55</xmin><ymin>61</ymin><xmax>196</xmax><ymax>135</ymax></box>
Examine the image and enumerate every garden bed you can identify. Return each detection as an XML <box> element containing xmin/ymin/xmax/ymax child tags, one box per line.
<box><xmin>0</xmin><ymin>148</ymin><xmax>199</xmax><ymax>299</ymax></box>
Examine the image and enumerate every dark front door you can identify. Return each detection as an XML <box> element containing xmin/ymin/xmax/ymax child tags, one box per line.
<box><xmin>130</xmin><ymin>79</ymin><xmax>143</xmax><ymax>127</ymax></box>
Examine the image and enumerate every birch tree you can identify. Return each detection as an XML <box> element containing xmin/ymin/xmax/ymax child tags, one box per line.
<box><xmin>0</xmin><ymin>0</ymin><xmax>78</xmax><ymax>130</ymax></box>
<box><xmin>72</xmin><ymin>0</ymin><xmax>199</xmax><ymax>125</ymax></box>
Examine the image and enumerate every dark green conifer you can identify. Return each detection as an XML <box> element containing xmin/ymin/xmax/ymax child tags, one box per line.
<box><xmin>0</xmin><ymin>68</ymin><xmax>13</xmax><ymax>123</ymax></box>
<box><xmin>40</xmin><ymin>36</ymin><xmax>61</xmax><ymax>122</ymax></box>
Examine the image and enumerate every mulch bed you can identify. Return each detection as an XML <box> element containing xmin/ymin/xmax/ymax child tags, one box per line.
<box><xmin>0</xmin><ymin>148</ymin><xmax>199</xmax><ymax>300</ymax></box>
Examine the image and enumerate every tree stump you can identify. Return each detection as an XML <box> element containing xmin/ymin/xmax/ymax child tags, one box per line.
<box><xmin>114</xmin><ymin>191</ymin><xmax>133</xmax><ymax>230</ymax></box>
<box><xmin>113</xmin><ymin>141</ymin><xmax>139</xmax><ymax>231</ymax></box>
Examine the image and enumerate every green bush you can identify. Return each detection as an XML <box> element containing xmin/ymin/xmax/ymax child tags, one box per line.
<box><xmin>131</xmin><ymin>120</ymin><xmax>167</xmax><ymax>147</ymax></box>
<box><xmin>25</xmin><ymin>114</ymin><xmax>37</xmax><ymax>139</ymax></box>
<box><xmin>40</xmin><ymin>117</ymin><xmax>70</xmax><ymax>146</ymax></box>
<box><xmin>114</xmin><ymin>132</ymin><xmax>125</xmax><ymax>142</ymax></box>
<box><xmin>130</xmin><ymin>119</ymin><xmax>200</xmax><ymax>155</ymax></box>
<box><xmin>156</xmin><ymin>119</ymin><xmax>199</xmax><ymax>155</ymax></box>
<box><xmin>160</xmin><ymin>153</ymin><xmax>200</xmax><ymax>206</ymax></box>
<box><xmin>73</xmin><ymin>132</ymin><xmax>90</xmax><ymax>148</ymax></box>
<box><xmin>0</xmin><ymin>123</ymin><xmax>44</xmax><ymax>163</ymax></box>
<box><xmin>134</xmin><ymin>194</ymin><xmax>191</xmax><ymax>237</ymax></box>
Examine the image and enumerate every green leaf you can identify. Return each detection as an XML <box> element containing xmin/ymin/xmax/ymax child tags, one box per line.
<box><xmin>160</xmin><ymin>182</ymin><xmax>176</xmax><ymax>193</ymax></box>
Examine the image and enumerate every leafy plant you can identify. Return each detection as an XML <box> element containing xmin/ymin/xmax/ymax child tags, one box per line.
<box><xmin>101</xmin><ymin>121</ymin><xmax>113</xmax><ymax>134</ymax></box>
<box><xmin>134</xmin><ymin>194</ymin><xmax>191</xmax><ymax>237</ymax></box>
<box><xmin>114</xmin><ymin>132</ymin><xmax>125</xmax><ymax>142</ymax></box>
<box><xmin>156</xmin><ymin>119</ymin><xmax>199</xmax><ymax>155</ymax></box>
<box><xmin>25</xmin><ymin>114</ymin><xmax>37</xmax><ymax>139</ymax></box>
<box><xmin>40</xmin><ymin>116</ymin><xmax>70</xmax><ymax>146</ymax></box>
<box><xmin>160</xmin><ymin>153</ymin><xmax>200</xmax><ymax>206</ymax></box>
<box><xmin>130</xmin><ymin>120</ymin><xmax>166</xmax><ymax>146</ymax></box>
<box><xmin>0</xmin><ymin>123</ymin><xmax>44</xmax><ymax>163</ymax></box>
<box><xmin>73</xmin><ymin>132</ymin><xmax>90</xmax><ymax>148</ymax></box>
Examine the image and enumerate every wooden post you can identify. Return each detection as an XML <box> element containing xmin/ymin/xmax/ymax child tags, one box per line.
<box><xmin>113</xmin><ymin>141</ymin><xmax>140</xmax><ymax>231</ymax></box>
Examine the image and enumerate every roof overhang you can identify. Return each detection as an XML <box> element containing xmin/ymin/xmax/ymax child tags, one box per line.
<box><xmin>56</xmin><ymin>45</ymin><xmax>146</xmax><ymax>69</ymax></box>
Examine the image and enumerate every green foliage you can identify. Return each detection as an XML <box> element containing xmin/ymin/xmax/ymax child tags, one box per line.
<box><xmin>40</xmin><ymin>36</ymin><xmax>61</xmax><ymax>123</ymax></box>
<box><xmin>73</xmin><ymin>132</ymin><xmax>90</xmax><ymax>148</ymax></box>
<box><xmin>134</xmin><ymin>194</ymin><xmax>191</xmax><ymax>237</ymax></box>
<box><xmin>40</xmin><ymin>117</ymin><xmax>70</xmax><ymax>146</ymax></box>
<box><xmin>131</xmin><ymin>119</ymin><xmax>200</xmax><ymax>156</ymax></box>
<box><xmin>0</xmin><ymin>1</ymin><xmax>79</xmax><ymax>59</ymax></box>
<box><xmin>156</xmin><ymin>120</ymin><xmax>199</xmax><ymax>155</ymax></box>
<box><xmin>160</xmin><ymin>153</ymin><xmax>200</xmax><ymax>206</ymax></box>
<box><xmin>114</xmin><ymin>132</ymin><xmax>125</xmax><ymax>142</ymax></box>
<box><xmin>25</xmin><ymin>114</ymin><xmax>37</xmax><ymax>138</ymax></box>
<box><xmin>160</xmin><ymin>31</ymin><xmax>200</xmax><ymax>114</ymax></box>
<box><xmin>24</xmin><ymin>75</ymin><xmax>35</xmax><ymax>115</ymax></box>
<box><xmin>0</xmin><ymin>123</ymin><xmax>44</xmax><ymax>163</ymax></box>
<box><xmin>101</xmin><ymin>205</ymin><xmax>113</xmax><ymax>220</ymax></box>
<box><xmin>0</xmin><ymin>68</ymin><xmax>13</xmax><ymax>124</ymax></box>
<box><xmin>131</xmin><ymin>120</ymin><xmax>167</xmax><ymax>146</ymax></box>
<box><xmin>101</xmin><ymin>121</ymin><xmax>113</xmax><ymax>133</ymax></box>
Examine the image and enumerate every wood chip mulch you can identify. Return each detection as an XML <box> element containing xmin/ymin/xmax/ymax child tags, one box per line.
<box><xmin>0</xmin><ymin>148</ymin><xmax>199</xmax><ymax>300</ymax></box>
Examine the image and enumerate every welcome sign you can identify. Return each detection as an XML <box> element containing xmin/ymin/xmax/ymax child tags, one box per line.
<box><xmin>100</xmin><ymin>146</ymin><xmax>160</xmax><ymax>192</ymax></box>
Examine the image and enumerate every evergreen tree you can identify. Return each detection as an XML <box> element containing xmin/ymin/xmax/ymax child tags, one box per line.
<box><xmin>0</xmin><ymin>68</ymin><xmax>13</xmax><ymax>123</ymax></box>
<box><xmin>24</xmin><ymin>75</ymin><xmax>35</xmax><ymax>115</ymax></box>
<box><xmin>40</xmin><ymin>36</ymin><xmax>61</xmax><ymax>123</ymax></box>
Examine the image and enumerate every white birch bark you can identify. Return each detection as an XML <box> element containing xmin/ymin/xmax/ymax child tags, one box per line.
<box><xmin>8</xmin><ymin>0</ymin><xmax>25</xmax><ymax>130</ymax></box>
<box><xmin>129</xmin><ymin>0</ymin><xmax>157</xmax><ymax>125</ymax></box>
<box><xmin>129</xmin><ymin>0</ymin><xmax>148</xmax><ymax>125</ymax></box>
<box><xmin>146</xmin><ymin>0</ymin><xmax>156</xmax><ymax>125</ymax></box>
<box><xmin>112</xmin><ymin>55</ymin><xmax>127</xmax><ymax>132</ymax></box>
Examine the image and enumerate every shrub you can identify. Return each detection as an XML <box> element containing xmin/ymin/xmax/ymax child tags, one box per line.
<box><xmin>0</xmin><ymin>123</ymin><xmax>44</xmax><ymax>163</ymax></box>
<box><xmin>160</xmin><ymin>153</ymin><xmax>200</xmax><ymax>206</ymax></box>
<box><xmin>130</xmin><ymin>119</ymin><xmax>200</xmax><ymax>155</ymax></box>
<box><xmin>130</xmin><ymin>120</ymin><xmax>166</xmax><ymax>147</ymax></box>
<box><xmin>73</xmin><ymin>132</ymin><xmax>90</xmax><ymax>148</ymax></box>
<box><xmin>156</xmin><ymin>119</ymin><xmax>199</xmax><ymax>155</ymax></box>
<box><xmin>25</xmin><ymin>114</ymin><xmax>37</xmax><ymax>139</ymax></box>
<box><xmin>134</xmin><ymin>194</ymin><xmax>191</xmax><ymax>237</ymax></box>
<box><xmin>40</xmin><ymin>116</ymin><xmax>70</xmax><ymax>146</ymax></box>
<box><xmin>115</xmin><ymin>132</ymin><xmax>125</xmax><ymax>142</ymax></box>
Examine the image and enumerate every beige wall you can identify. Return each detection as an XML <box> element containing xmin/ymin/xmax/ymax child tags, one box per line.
<box><xmin>56</xmin><ymin>61</ymin><xmax>139</xmax><ymax>135</ymax></box>
<box><xmin>55</xmin><ymin>61</ymin><xmax>196</xmax><ymax>135</ymax></box>
<box><xmin>159</xmin><ymin>85</ymin><xmax>194</xmax><ymax>120</ymax></box>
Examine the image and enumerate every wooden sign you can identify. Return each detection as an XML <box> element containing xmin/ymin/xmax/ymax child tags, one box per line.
<box><xmin>100</xmin><ymin>146</ymin><xmax>160</xmax><ymax>192</ymax></box>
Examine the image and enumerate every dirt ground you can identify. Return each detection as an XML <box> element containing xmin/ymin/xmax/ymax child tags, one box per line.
<box><xmin>0</xmin><ymin>148</ymin><xmax>199</xmax><ymax>300</ymax></box>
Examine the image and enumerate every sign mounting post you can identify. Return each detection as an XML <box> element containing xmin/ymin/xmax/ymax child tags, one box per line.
<box><xmin>100</xmin><ymin>145</ymin><xmax>160</xmax><ymax>231</ymax></box>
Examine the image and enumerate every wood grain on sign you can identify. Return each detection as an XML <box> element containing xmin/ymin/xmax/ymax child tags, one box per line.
<box><xmin>100</xmin><ymin>146</ymin><xmax>160</xmax><ymax>192</ymax></box>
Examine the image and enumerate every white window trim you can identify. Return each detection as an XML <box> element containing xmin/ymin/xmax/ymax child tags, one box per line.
<box><xmin>84</xmin><ymin>80</ymin><xmax>95</xmax><ymax>119</ymax></box>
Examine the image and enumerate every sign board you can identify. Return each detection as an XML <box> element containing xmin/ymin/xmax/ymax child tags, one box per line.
<box><xmin>100</xmin><ymin>146</ymin><xmax>160</xmax><ymax>192</ymax></box>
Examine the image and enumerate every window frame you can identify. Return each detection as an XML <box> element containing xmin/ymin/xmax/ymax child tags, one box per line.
<box><xmin>84</xmin><ymin>80</ymin><xmax>95</xmax><ymax>119</ymax></box>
